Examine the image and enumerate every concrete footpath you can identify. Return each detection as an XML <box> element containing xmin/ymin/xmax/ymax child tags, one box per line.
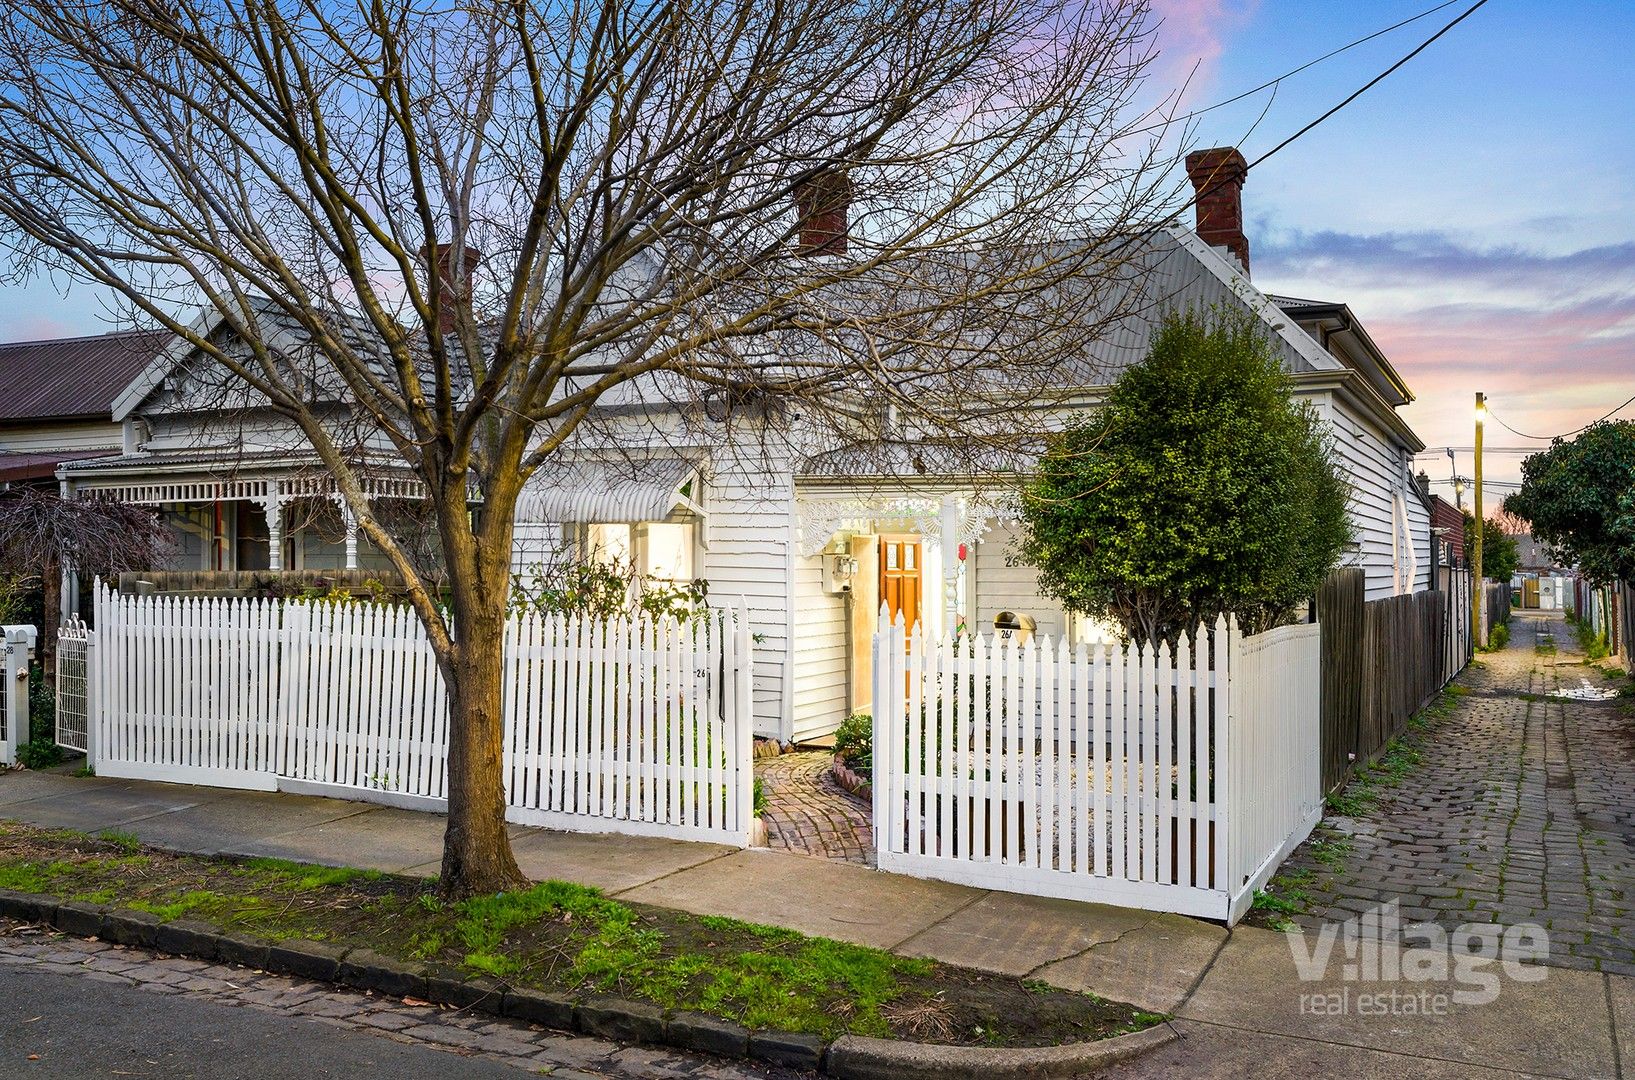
<box><xmin>1</xmin><ymin>768</ymin><xmax>1630</xmax><ymax>1078</ymax></box>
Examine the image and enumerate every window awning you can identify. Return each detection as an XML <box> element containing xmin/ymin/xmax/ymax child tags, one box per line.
<box><xmin>516</xmin><ymin>454</ymin><xmax>705</xmax><ymax>524</ymax></box>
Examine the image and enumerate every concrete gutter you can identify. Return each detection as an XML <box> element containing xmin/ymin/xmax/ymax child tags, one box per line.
<box><xmin>826</xmin><ymin>1026</ymin><xmax>1176</xmax><ymax>1080</ymax></box>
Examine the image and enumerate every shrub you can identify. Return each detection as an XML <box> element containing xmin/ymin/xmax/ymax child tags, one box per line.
<box><xmin>833</xmin><ymin>713</ymin><xmax>872</xmax><ymax>776</ymax></box>
<box><xmin>1486</xmin><ymin>622</ymin><xmax>1509</xmax><ymax>652</ymax></box>
<box><xmin>1019</xmin><ymin>309</ymin><xmax>1351</xmax><ymax>644</ymax></box>
<box><xmin>16</xmin><ymin>738</ymin><xmax>62</xmax><ymax>770</ymax></box>
<box><xmin>27</xmin><ymin>665</ymin><xmax>54</xmax><ymax>741</ymax></box>
<box><xmin>510</xmin><ymin>558</ymin><xmax>706</xmax><ymax>622</ymax></box>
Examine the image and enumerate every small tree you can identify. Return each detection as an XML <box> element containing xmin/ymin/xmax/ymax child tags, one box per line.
<box><xmin>0</xmin><ymin>489</ymin><xmax>172</xmax><ymax>670</ymax></box>
<box><xmin>1505</xmin><ymin>420</ymin><xmax>1635</xmax><ymax>585</ymax></box>
<box><xmin>1463</xmin><ymin>511</ymin><xmax>1518</xmax><ymax>583</ymax></box>
<box><xmin>1019</xmin><ymin>310</ymin><xmax>1352</xmax><ymax>644</ymax></box>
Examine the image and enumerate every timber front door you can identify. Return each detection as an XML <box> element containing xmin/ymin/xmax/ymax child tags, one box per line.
<box><xmin>879</xmin><ymin>535</ymin><xmax>923</xmax><ymax>631</ymax></box>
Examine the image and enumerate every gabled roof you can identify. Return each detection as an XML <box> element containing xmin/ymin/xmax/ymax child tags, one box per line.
<box><xmin>0</xmin><ymin>328</ymin><xmax>168</xmax><ymax>424</ymax></box>
<box><xmin>1268</xmin><ymin>295</ymin><xmax>1414</xmax><ymax>408</ymax></box>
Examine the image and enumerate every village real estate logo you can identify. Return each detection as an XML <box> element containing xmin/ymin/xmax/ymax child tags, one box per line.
<box><xmin>1287</xmin><ymin>901</ymin><xmax>1549</xmax><ymax>1015</ymax></box>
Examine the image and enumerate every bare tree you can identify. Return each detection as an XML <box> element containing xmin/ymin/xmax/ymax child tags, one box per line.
<box><xmin>0</xmin><ymin>0</ymin><xmax>1185</xmax><ymax>895</ymax></box>
<box><xmin>0</xmin><ymin>489</ymin><xmax>172</xmax><ymax>672</ymax></box>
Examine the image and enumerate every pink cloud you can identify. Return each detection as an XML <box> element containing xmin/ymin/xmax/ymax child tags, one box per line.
<box><xmin>1146</xmin><ymin>0</ymin><xmax>1259</xmax><ymax>102</ymax></box>
<box><xmin>0</xmin><ymin>314</ymin><xmax>78</xmax><ymax>342</ymax></box>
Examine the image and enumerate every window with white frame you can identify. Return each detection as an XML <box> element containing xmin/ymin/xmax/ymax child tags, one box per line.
<box><xmin>580</xmin><ymin>520</ymin><xmax>697</xmax><ymax>586</ymax></box>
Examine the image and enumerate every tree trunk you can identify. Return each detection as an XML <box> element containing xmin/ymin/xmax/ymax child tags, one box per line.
<box><xmin>434</xmin><ymin>491</ymin><xmax>527</xmax><ymax>898</ymax></box>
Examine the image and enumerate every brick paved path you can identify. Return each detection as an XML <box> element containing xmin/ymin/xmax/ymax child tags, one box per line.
<box><xmin>1281</xmin><ymin>612</ymin><xmax>1635</xmax><ymax>974</ymax></box>
<box><xmin>755</xmin><ymin>752</ymin><xmax>874</xmax><ymax>865</ymax></box>
<box><xmin>0</xmin><ymin>919</ymin><xmax>797</xmax><ymax>1079</ymax></box>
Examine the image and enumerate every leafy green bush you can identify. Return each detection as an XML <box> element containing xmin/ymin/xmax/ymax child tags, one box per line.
<box><xmin>27</xmin><ymin>665</ymin><xmax>54</xmax><ymax>741</ymax></box>
<box><xmin>832</xmin><ymin>713</ymin><xmax>872</xmax><ymax>777</ymax></box>
<box><xmin>510</xmin><ymin>559</ymin><xmax>706</xmax><ymax>622</ymax></box>
<box><xmin>1485</xmin><ymin>622</ymin><xmax>1509</xmax><ymax>651</ymax></box>
<box><xmin>1018</xmin><ymin>309</ymin><xmax>1352</xmax><ymax>644</ymax></box>
<box><xmin>16</xmin><ymin>738</ymin><xmax>62</xmax><ymax>770</ymax></box>
<box><xmin>752</xmin><ymin>776</ymin><xmax>767</xmax><ymax>817</ymax></box>
<box><xmin>14</xmin><ymin>665</ymin><xmax>63</xmax><ymax>769</ymax></box>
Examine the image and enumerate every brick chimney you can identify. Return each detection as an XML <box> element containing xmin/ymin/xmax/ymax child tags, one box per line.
<box><xmin>421</xmin><ymin>241</ymin><xmax>482</xmax><ymax>327</ymax></box>
<box><xmin>793</xmin><ymin>172</ymin><xmax>852</xmax><ymax>256</ymax></box>
<box><xmin>1184</xmin><ymin>147</ymin><xmax>1250</xmax><ymax>276</ymax></box>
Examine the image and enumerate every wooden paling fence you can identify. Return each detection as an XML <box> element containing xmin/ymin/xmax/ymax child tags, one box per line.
<box><xmin>871</xmin><ymin>611</ymin><xmax>1321</xmax><ymax>924</ymax></box>
<box><xmin>1482</xmin><ymin>581</ymin><xmax>1512</xmax><ymax>644</ymax></box>
<box><xmin>83</xmin><ymin>583</ymin><xmax>755</xmax><ymax>846</ymax></box>
<box><xmin>1316</xmin><ymin>569</ymin><xmax>1471</xmax><ymax>792</ymax></box>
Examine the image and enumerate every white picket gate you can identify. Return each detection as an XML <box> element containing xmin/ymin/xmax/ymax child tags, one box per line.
<box><xmin>86</xmin><ymin>584</ymin><xmax>756</xmax><ymax>846</ymax></box>
<box><xmin>871</xmin><ymin>612</ymin><xmax>1321</xmax><ymax>924</ymax></box>
<box><xmin>54</xmin><ymin>618</ymin><xmax>91</xmax><ymax>755</ymax></box>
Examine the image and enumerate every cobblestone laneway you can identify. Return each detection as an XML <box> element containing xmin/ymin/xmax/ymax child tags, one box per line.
<box><xmin>0</xmin><ymin>919</ymin><xmax>798</xmax><ymax>1079</ymax></box>
<box><xmin>754</xmin><ymin>752</ymin><xmax>874</xmax><ymax>865</ymax></box>
<box><xmin>1279</xmin><ymin>612</ymin><xmax>1635</xmax><ymax>974</ymax></box>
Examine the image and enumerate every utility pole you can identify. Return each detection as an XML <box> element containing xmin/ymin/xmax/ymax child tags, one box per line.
<box><xmin>1447</xmin><ymin>447</ymin><xmax>1464</xmax><ymax>511</ymax></box>
<box><xmin>1473</xmin><ymin>392</ymin><xmax>1485</xmax><ymax>646</ymax></box>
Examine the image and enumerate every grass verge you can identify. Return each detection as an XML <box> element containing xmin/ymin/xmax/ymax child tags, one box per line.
<box><xmin>0</xmin><ymin>822</ymin><xmax>1157</xmax><ymax>1048</ymax></box>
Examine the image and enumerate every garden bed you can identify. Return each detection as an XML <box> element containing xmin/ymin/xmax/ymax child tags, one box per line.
<box><xmin>0</xmin><ymin>822</ymin><xmax>1160</xmax><ymax>1049</ymax></box>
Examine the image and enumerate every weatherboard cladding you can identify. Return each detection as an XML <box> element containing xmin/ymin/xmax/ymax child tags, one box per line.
<box><xmin>790</xmin><ymin>553</ymin><xmax>848</xmax><ymax>742</ymax></box>
<box><xmin>0</xmin><ymin>329</ymin><xmax>167</xmax><ymax>424</ymax></box>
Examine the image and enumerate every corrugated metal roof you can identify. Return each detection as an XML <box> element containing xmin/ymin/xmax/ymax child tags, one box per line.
<box><xmin>517</xmin><ymin>453</ymin><xmax>703</xmax><ymax>524</ymax></box>
<box><xmin>0</xmin><ymin>450</ymin><xmax>118</xmax><ymax>483</ymax></box>
<box><xmin>0</xmin><ymin>329</ymin><xmax>168</xmax><ymax>423</ymax></box>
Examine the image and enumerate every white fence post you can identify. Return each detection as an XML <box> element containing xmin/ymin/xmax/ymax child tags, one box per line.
<box><xmin>734</xmin><ymin>610</ymin><xmax>754</xmax><ymax>837</ymax></box>
<box><xmin>83</xmin><ymin>632</ymin><xmax>99</xmax><ymax>771</ymax></box>
<box><xmin>0</xmin><ymin>626</ymin><xmax>32</xmax><ymax>765</ymax></box>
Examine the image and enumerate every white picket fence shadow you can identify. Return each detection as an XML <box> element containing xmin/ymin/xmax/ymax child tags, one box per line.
<box><xmin>871</xmin><ymin>611</ymin><xmax>1321</xmax><ymax>924</ymax></box>
<box><xmin>87</xmin><ymin>583</ymin><xmax>755</xmax><ymax>846</ymax></box>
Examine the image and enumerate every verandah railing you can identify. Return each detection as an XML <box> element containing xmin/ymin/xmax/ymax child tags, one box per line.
<box><xmin>871</xmin><ymin>612</ymin><xmax>1321</xmax><ymax>924</ymax></box>
<box><xmin>85</xmin><ymin>583</ymin><xmax>755</xmax><ymax>846</ymax></box>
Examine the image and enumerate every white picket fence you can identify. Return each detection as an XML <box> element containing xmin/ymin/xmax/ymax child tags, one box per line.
<box><xmin>86</xmin><ymin>583</ymin><xmax>755</xmax><ymax>846</ymax></box>
<box><xmin>871</xmin><ymin>612</ymin><xmax>1321</xmax><ymax>924</ymax></box>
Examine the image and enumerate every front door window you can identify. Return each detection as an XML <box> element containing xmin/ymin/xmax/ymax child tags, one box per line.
<box><xmin>878</xmin><ymin>535</ymin><xmax>922</xmax><ymax>631</ymax></box>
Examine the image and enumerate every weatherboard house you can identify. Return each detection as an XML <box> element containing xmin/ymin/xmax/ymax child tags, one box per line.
<box><xmin>46</xmin><ymin>146</ymin><xmax>1432</xmax><ymax>745</ymax></box>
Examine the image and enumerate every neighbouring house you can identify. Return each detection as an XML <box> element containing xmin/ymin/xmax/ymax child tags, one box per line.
<box><xmin>55</xmin><ymin>299</ymin><xmax>430</xmax><ymax>587</ymax></box>
<box><xmin>44</xmin><ymin>145</ymin><xmax>1433</xmax><ymax>744</ymax></box>
<box><xmin>0</xmin><ymin>329</ymin><xmax>167</xmax><ymax>490</ymax></box>
<box><xmin>1512</xmin><ymin>533</ymin><xmax>1574</xmax><ymax>610</ymax></box>
<box><xmin>1427</xmin><ymin>490</ymin><xmax>1469</xmax><ymax>590</ymax></box>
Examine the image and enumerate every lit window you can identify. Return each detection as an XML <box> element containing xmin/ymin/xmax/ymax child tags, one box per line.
<box><xmin>584</xmin><ymin>523</ymin><xmax>631</xmax><ymax>565</ymax></box>
<box><xmin>580</xmin><ymin>521</ymin><xmax>696</xmax><ymax>584</ymax></box>
<box><xmin>643</xmin><ymin>522</ymin><xmax>695</xmax><ymax>583</ymax></box>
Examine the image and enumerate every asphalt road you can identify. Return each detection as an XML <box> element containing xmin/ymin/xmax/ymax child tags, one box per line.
<box><xmin>0</xmin><ymin>964</ymin><xmax>536</xmax><ymax>1080</ymax></box>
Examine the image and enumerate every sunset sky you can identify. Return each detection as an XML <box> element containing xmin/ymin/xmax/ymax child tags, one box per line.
<box><xmin>1</xmin><ymin>1</ymin><xmax>1629</xmax><ymax>497</ymax></box>
<box><xmin>1148</xmin><ymin>0</ymin><xmax>1635</xmax><ymax>495</ymax></box>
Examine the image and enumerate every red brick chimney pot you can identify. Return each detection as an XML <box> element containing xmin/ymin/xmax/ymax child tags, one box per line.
<box><xmin>1185</xmin><ymin>147</ymin><xmax>1250</xmax><ymax>276</ymax></box>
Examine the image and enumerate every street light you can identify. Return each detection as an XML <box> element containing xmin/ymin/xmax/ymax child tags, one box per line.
<box><xmin>1473</xmin><ymin>392</ymin><xmax>1485</xmax><ymax>649</ymax></box>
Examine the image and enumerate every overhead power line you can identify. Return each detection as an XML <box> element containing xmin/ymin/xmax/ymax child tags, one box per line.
<box><xmin>1421</xmin><ymin>446</ymin><xmax>1542</xmax><ymax>454</ymax></box>
<box><xmin>1485</xmin><ymin>390</ymin><xmax>1635</xmax><ymax>442</ymax></box>
<box><xmin>1134</xmin><ymin>0</ymin><xmax>1494</xmax><ymax>244</ymax></box>
<box><xmin>1134</xmin><ymin>0</ymin><xmax>1467</xmax><ymax>138</ymax></box>
<box><xmin>1245</xmin><ymin>0</ymin><xmax>1494</xmax><ymax>171</ymax></box>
